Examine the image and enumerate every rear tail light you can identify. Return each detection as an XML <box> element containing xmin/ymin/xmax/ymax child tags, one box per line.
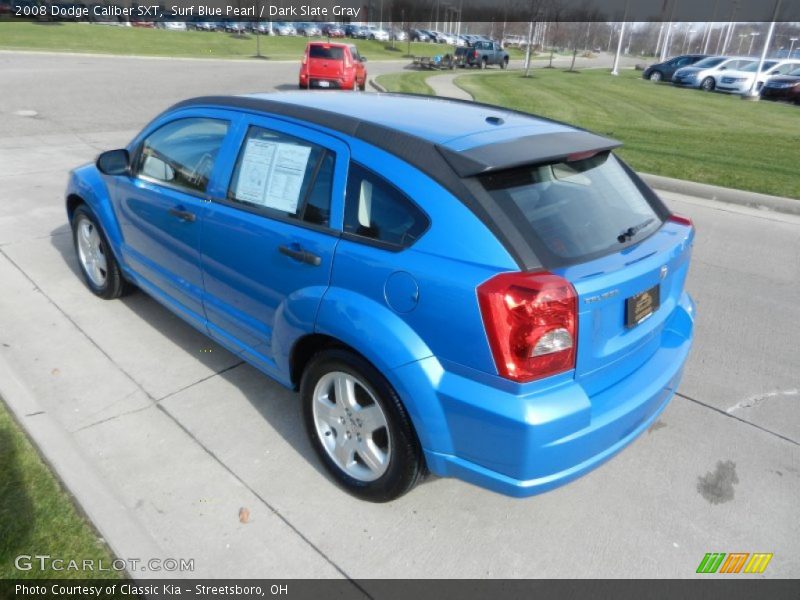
<box><xmin>669</xmin><ymin>213</ymin><xmax>693</xmax><ymax>228</ymax></box>
<box><xmin>478</xmin><ymin>271</ymin><xmax>577</xmax><ymax>383</ymax></box>
<box><xmin>302</xmin><ymin>55</ymin><xmax>308</xmax><ymax>65</ymax></box>
<box><xmin>472</xmin><ymin>50</ymin><xmax>479</xmax><ymax>58</ymax></box>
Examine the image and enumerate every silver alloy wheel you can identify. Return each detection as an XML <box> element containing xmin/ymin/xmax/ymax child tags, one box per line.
<box><xmin>76</xmin><ymin>216</ymin><xmax>108</xmax><ymax>287</ymax></box>
<box><xmin>312</xmin><ymin>371</ymin><xmax>391</xmax><ymax>482</ymax></box>
<box><xmin>650</xmin><ymin>71</ymin><xmax>662</xmax><ymax>81</ymax></box>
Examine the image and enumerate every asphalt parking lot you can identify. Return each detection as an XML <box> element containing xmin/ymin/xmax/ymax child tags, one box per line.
<box><xmin>0</xmin><ymin>51</ymin><xmax>798</xmax><ymax>579</ymax></box>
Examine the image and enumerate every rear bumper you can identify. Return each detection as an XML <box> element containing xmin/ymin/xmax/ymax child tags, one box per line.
<box><xmin>416</xmin><ymin>291</ymin><xmax>695</xmax><ymax>498</ymax></box>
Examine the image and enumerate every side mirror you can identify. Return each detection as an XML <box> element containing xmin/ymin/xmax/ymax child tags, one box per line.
<box><xmin>719</xmin><ymin>66</ymin><xmax>727</xmax><ymax>71</ymax></box>
<box><xmin>361</xmin><ymin>56</ymin><xmax>368</xmax><ymax>63</ymax></box>
<box><xmin>96</xmin><ymin>149</ymin><xmax>130</xmax><ymax>176</ymax></box>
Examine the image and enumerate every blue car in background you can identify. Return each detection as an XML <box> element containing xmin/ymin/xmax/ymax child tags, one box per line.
<box><xmin>65</xmin><ymin>93</ymin><xmax>695</xmax><ymax>501</ymax></box>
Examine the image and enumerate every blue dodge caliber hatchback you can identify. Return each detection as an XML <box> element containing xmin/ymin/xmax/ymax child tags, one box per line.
<box><xmin>66</xmin><ymin>93</ymin><xmax>695</xmax><ymax>501</ymax></box>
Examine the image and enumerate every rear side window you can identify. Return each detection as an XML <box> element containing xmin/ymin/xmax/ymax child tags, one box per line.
<box><xmin>227</xmin><ymin>126</ymin><xmax>334</xmax><ymax>227</ymax></box>
<box><xmin>309</xmin><ymin>45</ymin><xmax>344</xmax><ymax>60</ymax></box>
<box><xmin>478</xmin><ymin>153</ymin><xmax>662</xmax><ymax>266</ymax></box>
<box><xmin>344</xmin><ymin>164</ymin><xmax>429</xmax><ymax>249</ymax></box>
<box><xmin>135</xmin><ymin>117</ymin><xmax>229</xmax><ymax>193</ymax></box>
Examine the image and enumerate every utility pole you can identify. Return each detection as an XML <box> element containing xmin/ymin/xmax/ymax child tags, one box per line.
<box><xmin>744</xmin><ymin>0</ymin><xmax>782</xmax><ymax>100</ymax></box>
<box><xmin>654</xmin><ymin>22</ymin><xmax>664</xmax><ymax>57</ymax></box>
<box><xmin>524</xmin><ymin>19</ymin><xmax>534</xmax><ymax>76</ymax></box>
<box><xmin>702</xmin><ymin>0</ymin><xmax>720</xmax><ymax>54</ymax></box>
<box><xmin>611</xmin><ymin>0</ymin><xmax>629</xmax><ymax>75</ymax></box>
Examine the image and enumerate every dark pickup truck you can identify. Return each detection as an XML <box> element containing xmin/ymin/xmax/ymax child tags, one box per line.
<box><xmin>455</xmin><ymin>41</ymin><xmax>509</xmax><ymax>69</ymax></box>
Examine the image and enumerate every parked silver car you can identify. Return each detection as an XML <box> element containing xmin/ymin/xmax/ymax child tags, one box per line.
<box><xmin>672</xmin><ymin>56</ymin><xmax>756</xmax><ymax>91</ymax></box>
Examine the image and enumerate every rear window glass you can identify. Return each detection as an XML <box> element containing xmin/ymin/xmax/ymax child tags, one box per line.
<box><xmin>309</xmin><ymin>45</ymin><xmax>344</xmax><ymax>60</ymax></box>
<box><xmin>478</xmin><ymin>153</ymin><xmax>663</xmax><ymax>266</ymax></box>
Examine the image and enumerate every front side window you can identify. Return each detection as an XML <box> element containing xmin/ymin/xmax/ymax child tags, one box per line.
<box><xmin>227</xmin><ymin>126</ymin><xmax>334</xmax><ymax>227</ymax></box>
<box><xmin>344</xmin><ymin>164</ymin><xmax>429</xmax><ymax>249</ymax></box>
<box><xmin>479</xmin><ymin>152</ymin><xmax>662</xmax><ymax>266</ymax></box>
<box><xmin>135</xmin><ymin>117</ymin><xmax>229</xmax><ymax>193</ymax></box>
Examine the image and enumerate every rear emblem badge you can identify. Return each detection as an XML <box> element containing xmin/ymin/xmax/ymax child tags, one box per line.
<box><xmin>660</xmin><ymin>265</ymin><xmax>669</xmax><ymax>279</ymax></box>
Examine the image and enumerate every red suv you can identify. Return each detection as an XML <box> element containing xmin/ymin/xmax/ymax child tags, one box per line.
<box><xmin>299</xmin><ymin>42</ymin><xmax>367</xmax><ymax>91</ymax></box>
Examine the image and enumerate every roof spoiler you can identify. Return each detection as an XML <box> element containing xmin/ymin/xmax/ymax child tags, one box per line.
<box><xmin>436</xmin><ymin>130</ymin><xmax>622</xmax><ymax>177</ymax></box>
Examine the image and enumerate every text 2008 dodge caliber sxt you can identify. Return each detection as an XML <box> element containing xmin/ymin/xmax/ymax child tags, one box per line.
<box><xmin>65</xmin><ymin>93</ymin><xmax>695</xmax><ymax>501</ymax></box>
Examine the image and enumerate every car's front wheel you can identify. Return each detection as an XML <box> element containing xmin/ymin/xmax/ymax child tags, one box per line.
<box><xmin>701</xmin><ymin>76</ymin><xmax>715</xmax><ymax>91</ymax></box>
<box><xmin>71</xmin><ymin>205</ymin><xmax>132</xmax><ymax>299</ymax></box>
<box><xmin>301</xmin><ymin>348</ymin><xmax>424</xmax><ymax>502</ymax></box>
<box><xmin>649</xmin><ymin>70</ymin><xmax>662</xmax><ymax>82</ymax></box>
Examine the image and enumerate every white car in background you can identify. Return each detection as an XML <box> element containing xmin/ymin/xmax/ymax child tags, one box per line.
<box><xmin>431</xmin><ymin>31</ymin><xmax>456</xmax><ymax>44</ymax></box>
<box><xmin>366</xmin><ymin>26</ymin><xmax>390</xmax><ymax>41</ymax></box>
<box><xmin>157</xmin><ymin>21</ymin><xmax>187</xmax><ymax>31</ymax></box>
<box><xmin>672</xmin><ymin>56</ymin><xmax>755</xmax><ymax>91</ymax></box>
<box><xmin>716</xmin><ymin>59</ymin><xmax>800</xmax><ymax>94</ymax></box>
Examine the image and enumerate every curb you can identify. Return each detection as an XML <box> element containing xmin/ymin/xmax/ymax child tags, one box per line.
<box><xmin>640</xmin><ymin>173</ymin><xmax>800</xmax><ymax>216</ymax></box>
<box><xmin>0</xmin><ymin>356</ymin><xmax>165</xmax><ymax>578</ymax></box>
<box><xmin>369</xmin><ymin>79</ymin><xmax>387</xmax><ymax>93</ymax></box>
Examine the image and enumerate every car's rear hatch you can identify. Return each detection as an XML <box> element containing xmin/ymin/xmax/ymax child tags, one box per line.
<box><xmin>306</xmin><ymin>44</ymin><xmax>344</xmax><ymax>80</ymax></box>
<box><xmin>558</xmin><ymin>218</ymin><xmax>693</xmax><ymax>396</ymax></box>
<box><xmin>471</xmin><ymin>149</ymin><xmax>693</xmax><ymax>392</ymax></box>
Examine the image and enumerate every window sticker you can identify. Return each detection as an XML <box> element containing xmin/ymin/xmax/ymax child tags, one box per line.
<box><xmin>234</xmin><ymin>138</ymin><xmax>312</xmax><ymax>213</ymax></box>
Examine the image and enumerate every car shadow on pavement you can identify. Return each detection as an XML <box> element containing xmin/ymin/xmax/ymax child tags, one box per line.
<box><xmin>47</xmin><ymin>225</ymin><xmax>338</xmax><ymax>485</ymax></box>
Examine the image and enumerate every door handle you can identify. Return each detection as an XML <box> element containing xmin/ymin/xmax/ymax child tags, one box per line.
<box><xmin>168</xmin><ymin>207</ymin><xmax>196</xmax><ymax>222</ymax></box>
<box><xmin>278</xmin><ymin>244</ymin><xmax>322</xmax><ymax>266</ymax></box>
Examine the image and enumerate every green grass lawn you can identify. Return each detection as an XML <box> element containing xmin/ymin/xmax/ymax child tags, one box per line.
<box><xmin>0</xmin><ymin>399</ymin><xmax>120</xmax><ymax>579</ymax></box>
<box><xmin>384</xmin><ymin>68</ymin><xmax>800</xmax><ymax>199</ymax></box>
<box><xmin>375</xmin><ymin>71</ymin><xmax>436</xmax><ymax>95</ymax></box>
<box><xmin>0</xmin><ymin>21</ymin><xmax>452</xmax><ymax>60</ymax></box>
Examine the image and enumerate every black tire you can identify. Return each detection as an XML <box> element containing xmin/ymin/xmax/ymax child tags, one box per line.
<box><xmin>701</xmin><ymin>76</ymin><xmax>715</xmax><ymax>92</ymax></box>
<box><xmin>301</xmin><ymin>348</ymin><xmax>424</xmax><ymax>502</ymax></box>
<box><xmin>71</xmin><ymin>204</ymin><xmax>132</xmax><ymax>300</ymax></box>
<box><xmin>501</xmin><ymin>57</ymin><xmax>508</xmax><ymax>69</ymax></box>
<box><xmin>480</xmin><ymin>57</ymin><xmax>488</xmax><ymax>69</ymax></box>
<box><xmin>299</xmin><ymin>82</ymin><xmax>308</xmax><ymax>89</ymax></box>
<box><xmin>649</xmin><ymin>70</ymin><xmax>663</xmax><ymax>82</ymax></box>
<box><xmin>359</xmin><ymin>80</ymin><xmax>366</xmax><ymax>91</ymax></box>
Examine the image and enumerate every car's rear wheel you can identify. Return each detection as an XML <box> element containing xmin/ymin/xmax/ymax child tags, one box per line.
<box><xmin>359</xmin><ymin>79</ymin><xmax>366</xmax><ymax>91</ymax></box>
<box><xmin>649</xmin><ymin>70</ymin><xmax>662</xmax><ymax>82</ymax></box>
<box><xmin>501</xmin><ymin>57</ymin><xmax>508</xmax><ymax>69</ymax></box>
<box><xmin>301</xmin><ymin>348</ymin><xmax>424</xmax><ymax>502</ymax></box>
<box><xmin>71</xmin><ymin>205</ymin><xmax>132</xmax><ymax>300</ymax></box>
<box><xmin>480</xmin><ymin>57</ymin><xmax>488</xmax><ymax>69</ymax></box>
<box><xmin>701</xmin><ymin>76</ymin><xmax>715</xmax><ymax>91</ymax></box>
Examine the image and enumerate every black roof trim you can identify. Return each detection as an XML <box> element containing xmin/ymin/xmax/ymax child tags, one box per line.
<box><xmin>437</xmin><ymin>131</ymin><xmax>622</xmax><ymax>177</ymax></box>
<box><xmin>165</xmin><ymin>94</ymin><xmax>622</xmax><ymax>272</ymax></box>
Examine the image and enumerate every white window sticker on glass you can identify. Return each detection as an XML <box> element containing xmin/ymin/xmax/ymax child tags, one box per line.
<box><xmin>234</xmin><ymin>138</ymin><xmax>312</xmax><ymax>213</ymax></box>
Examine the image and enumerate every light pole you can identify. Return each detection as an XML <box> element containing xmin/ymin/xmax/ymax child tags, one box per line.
<box><xmin>682</xmin><ymin>27</ymin><xmax>695</xmax><ymax>54</ymax></box>
<box><xmin>744</xmin><ymin>0</ymin><xmax>782</xmax><ymax>100</ymax></box>
<box><xmin>790</xmin><ymin>37</ymin><xmax>798</xmax><ymax>58</ymax></box>
<box><xmin>747</xmin><ymin>31</ymin><xmax>760</xmax><ymax>55</ymax></box>
<box><xmin>737</xmin><ymin>33</ymin><xmax>747</xmax><ymax>54</ymax></box>
<box><xmin>611</xmin><ymin>0</ymin><xmax>630</xmax><ymax>76</ymax></box>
